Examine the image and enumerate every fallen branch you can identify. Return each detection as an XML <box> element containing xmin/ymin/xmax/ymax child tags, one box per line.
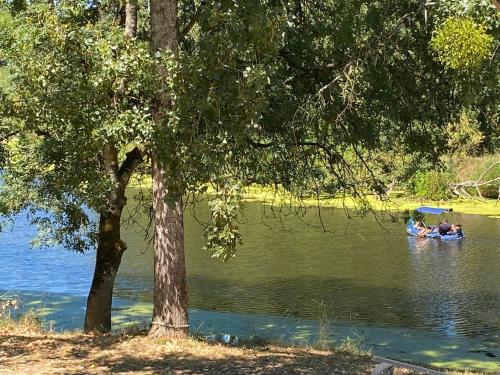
<box><xmin>451</xmin><ymin>160</ymin><xmax>500</xmax><ymax>199</ymax></box>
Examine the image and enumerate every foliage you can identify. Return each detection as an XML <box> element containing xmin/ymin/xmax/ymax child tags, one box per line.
<box><xmin>165</xmin><ymin>0</ymin><xmax>492</xmax><ymax>204</ymax></box>
<box><xmin>401</xmin><ymin>208</ymin><xmax>425</xmax><ymax>223</ymax></box>
<box><xmin>429</xmin><ymin>0</ymin><xmax>499</xmax><ymax>26</ymax></box>
<box><xmin>430</xmin><ymin>17</ymin><xmax>493</xmax><ymax>71</ymax></box>
<box><xmin>426</xmin><ymin>0</ymin><xmax>499</xmax><ymax>152</ymax></box>
<box><xmin>0</xmin><ymin>67</ymin><xmax>7</xmax><ymax>88</ymax></box>
<box><xmin>0</xmin><ymin>3</ymin><xmax>160</xmax><ymax>250</ymax></box>
<box><xmin>411</xmin><ymin>170</ymin><xmax>456</xmax><ymax>200</ymax></box>
<box><xmin>204</xmin><ymin>179</ymin><xmax>243</xmax><ymax>261</ymax></box>
<box><xmin>446</xmin><ymin>109</ymin><xmax>485</xmax><ymax>156</ymax></box>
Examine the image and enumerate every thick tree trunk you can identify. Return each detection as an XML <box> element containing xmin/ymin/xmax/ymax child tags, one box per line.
<box><xmin>148</xmin><ymin>0</ymin><xmax>188</xmax><ymax>338</ymax></box>
<box><xmin>84</xmin><ymin>211</ymin><xmax>126</xmax><ymax>332</ymax></box>
<box><xmin>149</xmin><ymin>158</ymin><xmax>188</xmax><ymax>338</ymax></box>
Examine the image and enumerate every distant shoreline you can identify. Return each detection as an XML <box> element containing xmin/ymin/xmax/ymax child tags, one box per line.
<box><xmin>126</xmin><ymin>181</ymin><xmax>499</xmax><ymax>218</ymax></box>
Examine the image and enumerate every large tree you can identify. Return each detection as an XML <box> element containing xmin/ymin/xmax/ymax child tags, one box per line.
<box><xmin>148</xmin><ymin>0</ymin><xmax>188</xmax><ymax>338</ymax></box>
<box><xmin>145</xmin><ymin>0</ymin><xmax>498</xmax><ymax>336</ymax></box>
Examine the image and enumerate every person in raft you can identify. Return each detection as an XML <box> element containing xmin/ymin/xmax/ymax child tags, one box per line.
<box><xmin>437</xmin><ymin>219</ymin><xmax>464</xmax><ymax>236</ymax></box>
<box><xmin>415</xmin><ymin>218</ymin><xmax>462</xmax><ymax>237</ymax></box>
<box><xmin>416</xmin><ymin>221</ymin><xmax>435</xmax><ymax>237</ymax></box>
<box><xmin>448</xmin><ymin>224</ymin><xmax>463</xmax><ymax>236</ymax></box>
<box><xmin>438</xmin><ymin>218</ymin><xmax>452</xmax><ymax>235</ymax></box>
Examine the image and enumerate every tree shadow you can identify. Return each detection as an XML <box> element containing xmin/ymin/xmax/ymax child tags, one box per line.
<box><xmin>0</xmin><ymin>331</ymin><xmax>374</xmax><ymax>374</ymax></box>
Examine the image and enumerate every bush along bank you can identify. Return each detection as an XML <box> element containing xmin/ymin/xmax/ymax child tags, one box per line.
<box><xmin>409</xmin><ymin>154</ymin><xmax>499</xmax><ymax>200</ymax></box>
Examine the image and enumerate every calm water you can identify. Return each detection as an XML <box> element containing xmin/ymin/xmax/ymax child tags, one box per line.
<box><xmin>1</xmin><ymin>201</ymin><xmax>499</xmax><ymax>368</ymax></box>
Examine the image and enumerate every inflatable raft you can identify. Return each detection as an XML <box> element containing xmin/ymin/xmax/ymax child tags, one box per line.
<box><xmin>406</xmin><ymin>207</ymin><xmax>465</xmax><ymax>240</ymax></box>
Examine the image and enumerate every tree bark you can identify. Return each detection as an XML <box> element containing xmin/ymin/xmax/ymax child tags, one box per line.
<box><xmin>84</xmin><ymin>210</ymin><xmax>126</xmax><ymax>332</ymax></box>
<box><xmin>148</xmin><ymin>0</ymin><xmax>188</xmax><ymax>338</ymax></box>
<box><xmin>149</xmin><ymin>159</ymin><xmax>188</xmax><ymax>338</ymax></box>
<box><xmin>83</xmin><ymin>147</ymin><xmax>142</xmax><ymax>332</ymax></box>
<box><xmin>125</xmin><ymin>0</ymin><xmax>138</xmax><ymax>39</ymax></box>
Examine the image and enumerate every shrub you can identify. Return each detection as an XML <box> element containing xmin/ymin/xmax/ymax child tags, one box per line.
<box><xmin>430</xmin><ymin>17</ymin><xmax>494</xmax><ymax>71</ymax></box>
<box><xmin>411</xmin><ymin>170</ymin><xmax>455</xmax><ymax>200</ymax></box>
<box><xmin>446</xmin><ymin>110</ymin><xmax>484</xmax><ymax>156</ymax></box>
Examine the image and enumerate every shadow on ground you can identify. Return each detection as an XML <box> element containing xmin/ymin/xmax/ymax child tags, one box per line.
<box><xmin>0</xmin><ymin>330</ymin><xmax>373</xmax><ymax>375</ymax></box>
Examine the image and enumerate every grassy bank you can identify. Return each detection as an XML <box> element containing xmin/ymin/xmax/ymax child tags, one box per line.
<box><xmin>128</xmin><ymin>177</ymin><xmax>498</xmax><ymax>218</ymax></box>
<box><xmin>0</xmin><ymin>315</ymin><xmax>491</xmax><ymax>375</ymax></box>
<box><xmin>241</xmin><ymin>186</ymin><xmax>500</xmax><ymax>218</ymax></box>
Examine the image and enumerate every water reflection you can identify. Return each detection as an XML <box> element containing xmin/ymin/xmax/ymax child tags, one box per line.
<box><xmin>405</xmin><ymin>227</ymin><xmax>498</xmax><ymax>345</ymax></box>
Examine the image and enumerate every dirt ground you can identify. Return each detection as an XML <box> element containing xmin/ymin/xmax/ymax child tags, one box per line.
<box><xmin>0</xmin><ymin>323</ymin><xmax>484</xmax><ymax>375</ymax></box>
<box><xmin>0</xmin><ymin>326</ymin><xmax>378</xmax><ymax>375</ymax></box>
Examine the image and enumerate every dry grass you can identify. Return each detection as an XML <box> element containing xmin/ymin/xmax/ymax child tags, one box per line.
<box><xmin>0</xmin><ymin>317</ymin><xmax>491</xmax><ymax>375</ymax></box>
<box><xmin>0</xmin><ymin>322</ymin><xmax>375</xmax><ymax>375</ymax></box>
<box><xmin>0</xmin><ymin>309</ymin><xmax>43</xmax><ymax>334</ymax></box>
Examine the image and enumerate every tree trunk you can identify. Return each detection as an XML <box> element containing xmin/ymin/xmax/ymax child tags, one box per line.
<box><xmin>149</xmin><ymin>158</ymin><xmax>188</xmax><ymax>338</ymax></box>
<box><xmin>148</xmin><ymin>0</ymin><xmax>188</xmax><ymax>338</ymax></box>
<box><xmin>84</xmin><ymin>210</ymin><xmax>126</xmax><ymax>332</ymax></box>
<box><xmin>125</xmin><ymin>0</ymin><xmax>138</xmax><ymax>38</ymax></box>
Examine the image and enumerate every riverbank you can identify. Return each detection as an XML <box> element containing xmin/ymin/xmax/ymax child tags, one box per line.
<box><xmin>240</xmin><ymin>187</ymin><xmax>500</xmax><ymax>218</ymax></box>
<box><xmin>0</xmin><ymin>318</ymin><xmax>487</xmax><ymax>375</ymax></box>
<box><xmin>127</xmin><ymin>179</ymin><xmax>499</xmax><ymax>218</ymax></box>
<box><xmin>0</xmin><ymin>317</ymin><xmax>370</xmax><ymax>375</ymax></box>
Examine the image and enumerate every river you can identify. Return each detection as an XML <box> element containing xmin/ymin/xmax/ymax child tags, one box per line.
<box><xmin>1</xmin><ymin>201</ymin><xmax>499</xmax><ymax>371</ymax></box>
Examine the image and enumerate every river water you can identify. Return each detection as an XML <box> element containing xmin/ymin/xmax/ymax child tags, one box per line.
<box><xmin>1</xmin><ymin>201</ymin><xmax>499</xmax><ymax>371</ymax></box>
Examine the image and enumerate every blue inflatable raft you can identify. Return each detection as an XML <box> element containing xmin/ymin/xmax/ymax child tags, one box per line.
<box><xmin>406</xmin><ymin>207</ymin><xmax>465</xmax><ymax>240</ymax></box>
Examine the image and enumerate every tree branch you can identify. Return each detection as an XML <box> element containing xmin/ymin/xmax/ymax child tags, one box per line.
<box><xmin>180</xmin><ymin>0</ymin><xmax>206</xmax><ymax>41</ymax></box>
<box><xmin>118</xmin><ymin>146</ymin><xmax>143</xmax><ymax>185</ymax></box>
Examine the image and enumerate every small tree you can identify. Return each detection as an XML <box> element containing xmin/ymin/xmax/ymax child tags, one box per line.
<box><xmin>0</xmin><ymin>1</ymin><xmax>154</xmax><ymax>332</ymax></box>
